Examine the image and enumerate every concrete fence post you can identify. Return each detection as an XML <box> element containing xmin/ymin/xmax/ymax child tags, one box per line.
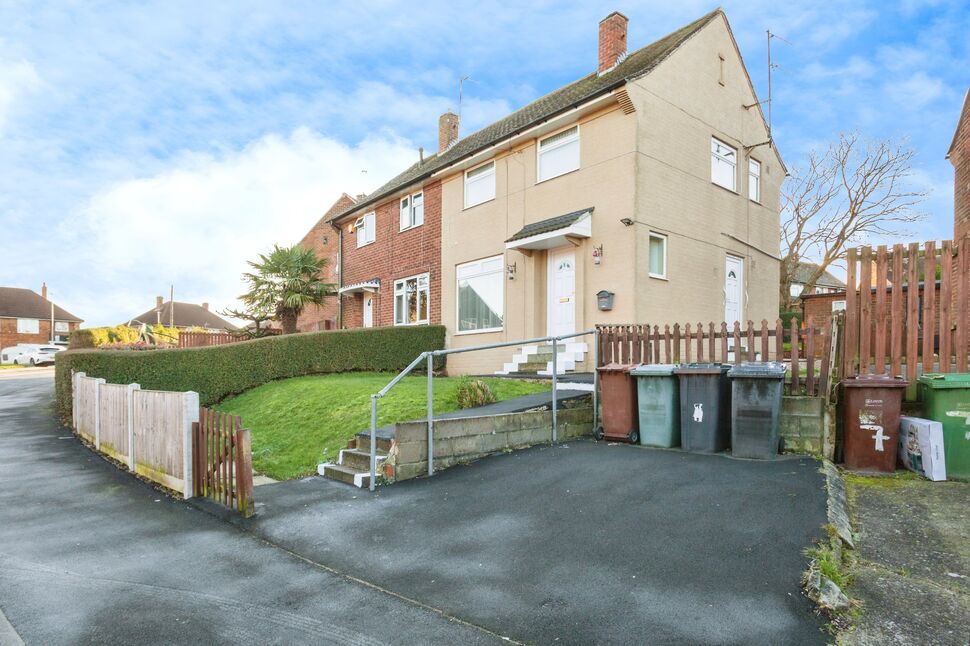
<box><xmin>182</xmin><ymin>391</ymin><xmax>199</xmax><ymax>499</ymax></box>
<box><xmin>72</xmin><ymin>371</ymin><xmax>85</xmax><ymax>431</ymax></box>
<box><xmin>93</xmin><ymin>377</ymin><xmax>106</xmax><ymax>450</ymax></box>
<box><xmin>126</xmin><ymin>383</ymin><xmax>140</xmax><ymax>471</ymax></box>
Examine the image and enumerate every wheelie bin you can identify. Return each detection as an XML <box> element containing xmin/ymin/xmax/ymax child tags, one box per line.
<box><xmin>917</xmin><ymin>373</ymin><xmax>970</xmax><ymax>481</ymax></box>
<box><xmin>727</xmin><ymin>362</ymin><xmax>787</xmax><ymax>459</ymax></box>
<box><xmin>594</xmin><ymin>363</ymin><xmax>639</xmax><ymax>443</ymax></box>
<box><xmin>673</xmin><ymin>363</ymin><xmax>731</xmax><ymax>453</ymax></box>
<box><xmin>841</xmin><ymin>374</ymin><xmax>907</xmax><ymax>472</ymax></box>
<box><xmin>630</xmin><ymin>364</ymin><xmax>680</xmax><ymax>448</ymax></box>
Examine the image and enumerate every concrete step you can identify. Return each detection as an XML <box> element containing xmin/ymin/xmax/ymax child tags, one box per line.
<box><xmin>319</xmin><ymin>463</ymin><xmax>372</xmax><ymax>488</ymax></box>
<box><xmin>356</xmin><ymin>434</ymin><xmax>393</xmax><ymax>454</ymax></box>
<box><xmin>339</xmin><ymin>448</ymin><xmax>382</xmax><ymax>471</ymax></box>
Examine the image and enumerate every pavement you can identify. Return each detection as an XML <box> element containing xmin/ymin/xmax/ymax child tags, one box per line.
<box><xmin>0</xmin><ymin>366</ymin><xmax>54</xmax><ymax>381</ymax></box>
<box><xmin>246</xmin><ymin>442</ymin><xmax>829</xmax><ymax>644</ymax></box>
<box><xmin>1</xmin><ymin>375</ymin><xmax>830</xmax><ymax>645</ymax></box>
<box><xmin>0</xmin><ymin>378</ymin><xmax>509</xmax><ymax>645</ymax></box>
<box><xmin>841</xmin><ymin>473</ymin><xmax>970</xmax><ymax>645</ymax></box>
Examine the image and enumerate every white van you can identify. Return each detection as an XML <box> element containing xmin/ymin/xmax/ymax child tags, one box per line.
<box><xmin>1</xmin><ymin>344</ymin><xmax>44</xmax><ymax>365</ymax></box>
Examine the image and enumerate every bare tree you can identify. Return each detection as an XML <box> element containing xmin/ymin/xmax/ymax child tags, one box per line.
<box><xmin>780</xmin><ymin>132</ymin><xmax>927</xmax><ymax>310</ymax></box>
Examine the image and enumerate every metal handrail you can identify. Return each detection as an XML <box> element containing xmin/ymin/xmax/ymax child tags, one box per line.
<box><xmin>366</xmin><ymin>329</ymin><xmax>599</xmax><ymax>492</ymax></box>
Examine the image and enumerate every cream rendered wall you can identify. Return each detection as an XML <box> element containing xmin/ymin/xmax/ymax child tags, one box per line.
<box><xmin>440</xmin><ymin>105</ymin><xmax>638</xmax><ymax>375</ymax></box>
<box><xmin>627</xmin><ymin>14</ymin><xmax>782</xmax><ymax>330</ymax></box>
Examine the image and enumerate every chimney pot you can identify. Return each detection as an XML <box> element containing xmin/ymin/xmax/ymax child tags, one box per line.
<box><xmin>41</xmin><ymin>282</ymin><xmax>48</xmax><ymax>300</ymax></box>
<box><xmin>156</xmin><ymin>295</ymin><xmax>164</xmax><ymax>309</ymax></box>
<box><xmin>438</xmin><ymin>112</ymin><xmax>460</xmax><ymax>153</ymax></box>
<box><xmin>202</xmin><ymin>302</ymin><xmax>209</xmax><ymax>311</ymax></box>
<box><xmin>598</xmin><ymin>12</ymin><xmax>629</xmax><ymax>74</ymax></box>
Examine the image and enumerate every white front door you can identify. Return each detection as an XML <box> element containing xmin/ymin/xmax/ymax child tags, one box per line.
<box><xmin>724</xmin><ymin>255</ymin><xmax>743</xmax><ymax>327</ymax></box>
<box><xmin>547</xmin><ymin>248</ymin><xmax>576</xmax><ymax>338</ymax></box>
<box><xmin>362</xmin><ymin>294</ymin><xmax>374</xmax><ymax>328</ymax></box>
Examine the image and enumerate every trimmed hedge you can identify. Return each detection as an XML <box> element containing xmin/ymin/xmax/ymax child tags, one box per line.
<box><xmin>55</xmin><ymin>326</ymin><xmax>446</xmax><ymax>421</ymax></box>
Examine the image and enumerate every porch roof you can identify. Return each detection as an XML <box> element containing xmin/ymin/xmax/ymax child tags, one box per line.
<box><xmin>505</xmin><ymin>208</ymin><xmax>593</xmax><ymax>251</ymax></box>
<box><xmin>338</xmin><ymin>280</ymin><xmax>380</xmax><ymax>295</ymax></box>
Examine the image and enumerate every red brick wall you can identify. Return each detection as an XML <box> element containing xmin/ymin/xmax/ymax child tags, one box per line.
<box><xmin>338</xmin><ymin>180</ymin><xmax>442</xmax><ymax>329</ymax></box>
<box><xmin>295</xmin><ymin>194</ymin><xmax>355</xmax><ymax>333</ymax></box>
<box><xmin>0</xmin><ymin>318</ymin><xmax>80</xmax><ymax>350</ymax></box>
<box><xmin>953</xmin><ymin>97</ymin><xmax>969</xmax><ymax>245</ymax></box>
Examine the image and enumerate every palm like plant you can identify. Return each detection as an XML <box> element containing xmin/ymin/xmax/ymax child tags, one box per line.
<box><xmin>240</xmin><ymin>245</ymin><xmax>332</xmax><ymax>334</ymax></box>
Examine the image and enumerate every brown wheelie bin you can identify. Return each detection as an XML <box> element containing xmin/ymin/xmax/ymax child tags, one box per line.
<box><xmin>594</xmin><ymin>363</ymin><xmax>639</xmax><ymax>443</ymax></box>
<box><xmin>842</xmin><ymin>374</ymin><xmax>907</xmax><ymax>472</ymax></box>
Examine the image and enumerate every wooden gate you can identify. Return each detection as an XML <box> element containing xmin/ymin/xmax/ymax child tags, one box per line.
<box><xmin>192</xmin><ymin>408</ymin><xmax>255</xmax><ymax>517</ymax></box>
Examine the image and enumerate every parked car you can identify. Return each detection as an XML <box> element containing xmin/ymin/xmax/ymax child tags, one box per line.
<box><xmin>15</xmin><ymin>345</ymin><xmax>64</xmax><ymax>366</ymax></box>
<box><xmin>1</xmin><ymin>344</ymin><xmax>43</xmax><ymax>365</ymax></box>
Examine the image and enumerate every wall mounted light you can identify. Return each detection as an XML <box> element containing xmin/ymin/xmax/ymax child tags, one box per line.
<box><xmin>506</xmin><ymin>262</ymin><xmax>517</xmax><ymax>280</ymax></box>
<box><xmin>620</xmin><ymin>218</ymin><xmax>634</xmax><ymax>227</ymax></box>
<box><xmin>592</xmin><ymin>244</ymin><xmax>603</xmax><ymax>265</ymax></box>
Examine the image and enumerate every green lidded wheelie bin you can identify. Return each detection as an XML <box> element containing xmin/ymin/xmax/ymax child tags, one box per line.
<box><xmin>917</xmin><ymin>373</ymin><xmax>970</xmax><ymax>481</ymax></box>
<box><xmin>630</xmin><ymin>364</ymin><xmax>680</xmax><ymax>448</ymax></box>
<box><xmin>727</xmin><ymin>362</ymin><xmax>787</xmax><ymax>459</ymax></box>
<box><xmin>674</xmin><ymin>363</ymin><xmax>732</xmax><ymax>453</ymax></box>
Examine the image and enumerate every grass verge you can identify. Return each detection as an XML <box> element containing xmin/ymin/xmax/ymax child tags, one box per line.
<box><xmin>216</xmin><ymin>373</ymin><xmax>549</xmax><ymax>480</ymax></box>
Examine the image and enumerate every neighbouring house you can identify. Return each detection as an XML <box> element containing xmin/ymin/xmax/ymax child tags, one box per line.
<box><xmin>126</xmin><ymin>297</ymin><xmax>236</xmax><ymax>332</ymax></box>
<box><xmin>0</xmin><ymin>283</ymin><xmax>83</xmax><ymax>348</ymax></box>
<box><xmin>948</xmin><ymin>87</ymin><xmax>970</xmax><ymax>333</ymax></box>
<box><xmin>328</xmin><ymin>8</ymin><xmax>783</xmax><ymax>375</ymax></box>
<box><xmin>789</xmin><ymin>261</ymin><xmax>845</xmax><ymax>299</ymax></box>
<box><xmin>294</xmin><ymin>193</ymin><xmax>358</xmax><ymax>333</ymax></box>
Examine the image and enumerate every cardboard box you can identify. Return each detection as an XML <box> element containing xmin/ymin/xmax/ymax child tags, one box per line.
<box><xmin>898</xmin><ymin>416</ymin><xmax>947</xmax><ymax>481</ymax></box>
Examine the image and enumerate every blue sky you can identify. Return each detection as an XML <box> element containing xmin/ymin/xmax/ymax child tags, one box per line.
<box><xmin>1</xmin><ymin>0</ymin><xmax>967</xmax><ymax>326</ymax></box>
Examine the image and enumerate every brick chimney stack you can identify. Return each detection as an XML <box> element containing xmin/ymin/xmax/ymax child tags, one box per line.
<box><xmin>156</xmin><ymin>295</ymin><xmax>164</xmax><ymax>309</ymax></box>
<box><xmin>41</xmin><ymin>282</ymin><xmax>47</xmax><ymax>300</ymax></box>
<box><xmin>438</xmin><ymin>112</ymin><xmax>459</xmax><ymax>152</ymax></box>
<box><xmin>598</xmin><ymin>12</ymin><xmax>629</xmax><ymax>74</ymax></box>
<box><xmin>202</xmin><ymin>302</ymin><xmax>209</xmax><ymax>311</ymax></box>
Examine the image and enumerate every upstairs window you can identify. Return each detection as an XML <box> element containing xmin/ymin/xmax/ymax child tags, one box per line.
<box><xmin>399</xmin><ymin>192</ymin><xmax>424</xmax><ymax>231</ymax></box>
<box><xmin>711</xmin><ymin>138</ymin><xmax>737</xmax><ymax>191</ymax></box>
<box><xmin>748</xmin><ymin>159</ymin><xmax>761</xmax><ymax>203</ymax></box>
<box><xmin>537</xmin><ymin>126</ymin><xmax>580</xmax><ymax>182</ymax></box>
<box><xmin>17</xmin><ymin>318</ymin><xmax>39</xmax><ymax>334</ymax></box>
<box><xmin>464</xmin><ymin>161</ymin><xmax>495</xmax><ymax>208</ymax></box>
<box><xmin>355</xmin><ymin>212</ymin><xmax>376</xmax><ymax>247</ymax></box>
<box><xmin>394</xmin><ymin>273</ymin><xmax>430</xmax><ymax>325</ymax></box>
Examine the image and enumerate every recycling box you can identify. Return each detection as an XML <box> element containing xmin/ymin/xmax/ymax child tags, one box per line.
<box><xmin>898</xmin><ymin>416</ymin><xmax>947</xmax><ymax>481</ymax></box>
<box><xmin>917</xmin><ymin>373</ymin><xmax>970</xmax><ymax>482</ymax></box>
<box><xmin>727</xmin><ymin>362</ymin><xmax>787</xmax><ymax>460</ymax></box>
<box><xmin>841</xmin><ymin>374</ymin><xmax>907</xmax><ymax>472</ymax></box>
<box><xmin>630</xmin><ymin>364</ymin><xmax>680</xmax><ymax>448</ymax></box>
<box><xmin>673</xmin><ymin>363</ymin><xmax>732</xmax><ymax>453</ymax></box>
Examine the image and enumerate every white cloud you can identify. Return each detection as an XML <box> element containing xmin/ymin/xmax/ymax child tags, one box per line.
<box><xmin>0</xmin><ymin>56</ymin><xmax>40</xmax><ymax>134</ymax></box>
<box><xmin>72</xmin><ymin>128</ymin><xmax>418</xmax><ymax>326</ymax></box>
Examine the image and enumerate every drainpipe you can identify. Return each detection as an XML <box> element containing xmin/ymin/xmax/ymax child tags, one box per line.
<box><xmin>332</xmin><ymin>221</ymin><xmax>343</xmax><ymax>328</ymax></box>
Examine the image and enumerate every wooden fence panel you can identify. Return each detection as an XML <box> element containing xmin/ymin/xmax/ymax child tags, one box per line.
<box><xmin>859</xmin><ymin>246</ymin><xmax>872</xmax><ymax>374</ymax></box>
<box><xmin>906</xmin><ymin>242</ymin><xmax>920</xmax><ymax>382</ymax></box>
<box><xmin>132</xmin><ymin>389</ymin><xmax>196</xmax><ymax>496</ymax></box>
<box><xmin>891</xmin><ymin>243</ymin><xmax>904</xmax><ymax>376</ymax></box>
<box><xmin>958</xmin><ymin>238</ymin><xmax>969</xmax><ymax>372</ymax></box>
<box><xmin>922</xmin><ymin>241</ymin><xmax>937</xmax><ymax>374</ymax></box>
<box><xmin>844</xmin><ymin>246</ymin><xmax>859</xmax><ymax>376</ymax></box>
<box><xmin>193</xmin><ymin>408</ymin><xmax>254</xmax><ymax>517</ymax></box>
<box><xmin>75</xmin><ymin>375</ymin><xmax>99</xmax><ymax>443</ymax></box>
<box><xmin>98</xmin><ymin>383</ymin><xmax>130</xmax><ymax>462</ymax></box>
<box><xmin>939</xmin><ymin>240</ymin><xmax>952</xmax><ymax>373</ymax></box>
<box><xmin>874</xmin><ymin>245</ymin><xmax>888</xmax><ymax>374</ymax></box>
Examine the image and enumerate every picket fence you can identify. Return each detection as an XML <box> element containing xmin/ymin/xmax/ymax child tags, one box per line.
<box><xmin>596</xmin><ymin>316</ymin><xmax>838</xmax><ymax>398</ymax></box>
<box><xmin>73</xmin><ymin>372</ymin><xmax>196</xmax><ymax>497</ymax></box>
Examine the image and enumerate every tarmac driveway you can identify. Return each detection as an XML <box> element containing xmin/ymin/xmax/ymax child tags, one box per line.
<box><xmin>247</xmin><ymin>440</ymin><xmax>829</xmax><ymax>644</ymax></box>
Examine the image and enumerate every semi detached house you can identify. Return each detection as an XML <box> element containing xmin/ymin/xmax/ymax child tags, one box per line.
<box><xmin>314</xmin><ymin>9</ymin><xmax>784</xmax><ymax>375</ymax></box>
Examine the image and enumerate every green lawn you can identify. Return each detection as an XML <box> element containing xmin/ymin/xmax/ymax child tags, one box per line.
<box><xmin>215</xmin><ymin>372</ymin><xmax>549</xmax><ymax>480</ymax></box>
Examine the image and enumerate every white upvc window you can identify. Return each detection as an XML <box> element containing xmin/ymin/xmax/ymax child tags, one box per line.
<box><xmin>17</xmin><ymin>318</ymin><xmax>40</xmax><ymax>334</ymax></box>
<box><xmin>537</xmin><ymin>125</ymin><xmax>580</xmax><ymax>182</ymax></box>
<box><xmin>832</xmin><ymin>300</ymin><xmax>847</xmax><ymax>312</ymax></box>
<box><xmin>456</xmin><ymin>255</ymin><xmax>505</xmax><ymax>333</ymax></box>
<box><xmin>711</xmin><ymin>137</ymin><xmax>737</xmax><ymax>191</ymax></box>
<box><xmin>394</xmin><ymin>273</ymin><xmax>430</xmax><ymax>326</ymax></box>
<box><xmin>399</xmin><ymin>192</ymin><xmax>424</xmax><ymax>231</ymax></box>
<box><xmin>790</xmin><ymin>283</ymin><xmax>803</xmax><ymax>298</ymax></box>
<box><xmin>54</xmin><ymin>321</ymin><xmax>69</xmax><ymax>332</ymax></box>
<box><xmin>464</xmin><ymin>161</ymin><xmax>495</xmax><ymax>208</ymax></box>
<box><xmin>355</xmin><ymin>212</ymin><xmax>376</xmax><ymax>247</ymax></box>
<box><xmin>648</xmin><ymin>233</ymin><xmax>667</xmax><ymax>279</ymax></box>
<box><xmin>748</xmin><ymin>158</ymin><xmax>761</xmax><ymax>203</ymax></box>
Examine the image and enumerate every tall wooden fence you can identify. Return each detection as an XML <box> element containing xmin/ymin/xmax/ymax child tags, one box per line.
<box><xmin>72</xmin><ymin>372</ymin><xmax>197</xmax><ymax>497</ymax></box>
<box><xmin>843</xmin><ymin>239</ymin><xmax>969</xmax><ymax>382</ymax></box>
<box><xmin>192</xmin><ymin>408</ymin><xmax>255</xmax><ymax>517</ymax></box>
<box><xmin>596</xmin><ymin>317</ymin><xmax>838</xmax><ymax>398</ymax></box>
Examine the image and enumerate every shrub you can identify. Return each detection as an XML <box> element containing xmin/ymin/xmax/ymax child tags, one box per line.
<box><xmin>70</xmin><ymin>325</ymin><xmax>140</xmax><ymax>349</ymax></box>
<box><xmin>55</xmin><ymin>326</ymin><xmax>446</xmax><ymax>421</ymax></box>
<box><xmin>455</xmin><ymin>378</ymin><xmax>497</xmax><ymax>409</ymax></box>
<box><xmin>779</xmin><ymin>310</ymin><xmax>802</xmax><ymax>330</ymax></box>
